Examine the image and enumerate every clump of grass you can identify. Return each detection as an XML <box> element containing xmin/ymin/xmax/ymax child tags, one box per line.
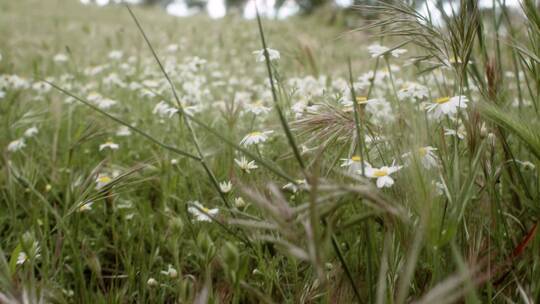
<box><xmin>1</xmin><ymin>0</ymin><xmax>540</xmax><ymax>302</ymax></box>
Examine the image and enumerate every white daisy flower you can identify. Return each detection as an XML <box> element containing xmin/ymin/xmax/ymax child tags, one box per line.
<box><xmin>108</xmin><ymin>50</ymin><xmax>123</xmax><ymax>60</ymax></box>
<box><xmin>99</xmin><ymin>141</ymin><xmax>119</xmax><ymax>151</ymax></box>
<box><xmin>368</xmin><ymin>44</ymin><xmax>389</xmax><ymax>58</ymax></box>
<box><xmin>515</xmin><ymin>160</ymin><xmax>535</xmax><ymax>171</ymax></box>
<box><xmin>160</xmin><ymin>264</ymin><xmax>178</xmax><ymax>278</ymax></box>
<box><xmin>240</xmin><ymin>130</ymin><xmax>273</xmax><ymax>146</ymax></box>
<box><xmin>116</xmin><ymin>126</ymin><xmax>131</xmax><ymax>137</ymax></box>
<box><xmin>187</xmin><ymin>201</ymin><xmax>218</xmax><ymax>222</ymax></box>
<box><xmin>283</xmin><ymin>179</ymin><xmax>307</xmax><ymax>193</ymax></box>
<box><xmin>24</xmin><ymin>126</ymin><xmax>39</xmax><ymax>137</ymax></box>
<box><xmin>234</xmin><ymin>157</ymin><xmax>258</xmax><ymax>173</ymax></box>
<box><xmin>146</xmin><ymin>278</ymin><xmax>158</xmax><ymax>287</ymax></box>
<box><xmin>365</xmin><ymin>98</ymin><xmax>395</xmax><ymax>124</ymax></box>
<box><xmin>234</xmin><ymin>197</ymin><xmax>246</xmax><ymax>208</ymax></box>
<box><xmin>426</xmin><ymin>95</ymin><xmax>468</xmax><ymax>119</ymax></box>
<box><xmin>32</xmin><ymin>81</ymin><xmax>51</xmax><ymax>94</ymax></box>
<box><xmin>341</xmin><ymin>96</ymin><xmax>371</xmax><ymax>112</ymax></box>
<box><xmin>363</xmin><ymin>164</ymin><xmax>402</xmax><ymax>188</ymax></box>
<box><xmin>153</xmin><ymin>101</ymin><xmax>178</xmax><ymax>118</ymax></box>
<box><xmin>398</xmin><ymin>82</ymin><xmax>429</xmax><ymax>101</ymax></box>
<box><xmin>219</xmin><ymin>181</ymin><xmax>232</xmax><ymax>193</ymax></box>
<box><xmin>95</xmin><ymin>174</ymin><xmax>112</xmax><ymax>190</ymax></box>
<box><xmin>246</xmin><ymin>100</ymin><xmax>271</xmax><ymax>115</ymax></box>
<box><xmin>403</xmin><ymin>146</ymin><xmax>439</xmax><ymax>169</ymax></box>
<box><xmin>391</xmin><ymin>48</ymin><xmax>408</xmax><ymax>57</ymax></box>
<box><xmin>166</xmin><ymin>44</ymin><xmax>179</xmax><ymax>52</ymax></box>
<box><xmin>15</xmin><ymin>237</ymin><xmax>40</xmax><ymax>265</ymax></box>
<box><xmin>340</xmin><ymin>155</ymin><xmax>371</xmax><ymax>172</ymax></box>
<box><xmin>53</xmin><ymin>53</ymin><xmax>68</xmax><ymax>63</ymax></box>
<box><xmin>444</xmin><ymin>127</ymin><xmax>466</xmax><ymax>140</ymax></box>
<box><xmin>7</xmin><ymin>138</ymin><xmax>25</xmax><ymax>152</ymax></box>
<box><xmin>16</xmin><ymin>252</ymin><xmax>28</xmax><ymax>265</ymax></box>
<box><xmin>253</xmin><ymin>48</ymin><xmax>280</xmax><ymax>62</ymax></box>
<box><xmin>95</xmin><ymin>98</ymin><xmax>117</xmax><ymax>110</ymax></box>
<box><xmin>367</xmin><ymin>44</ymin><xmax>407</xmax><ymax>58</ymax></box>
<box><xmin>78</xmin><ymin>201</ymin><xmax>94</xmax><ymax>212</ymax></box>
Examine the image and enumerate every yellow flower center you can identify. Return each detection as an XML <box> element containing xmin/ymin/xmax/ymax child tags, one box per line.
<box><xmin>249</xmin><ymin>131</ymin><xmax>262</xmax><ymax>137</ymax></box>
<box><xmin>435</xmin><ymin>97</ymin><xmax>450</xmax><ymax>104</ymax></box>
<box><xmin>356</xmin><ymin>96</ymin><xmax>368</xmax><ymax>104</ymax></box>
<box><xmin>97</xmin><ymin>176</ymin><xmax>111</xmax><ymax>183</ymax></box>
<box><xmin>419</xmin><ymin>147</ymin><xmax>427</xmax><ymax>156</ymax></box>
<box><xmin>373</xmin><ymin>169</ymin><xmax>388</xmax><ymax>177</ymax></box>
<box><xmin>351</xmin><ymin>155</ymin><xmax>362</xmax><ymax>162</ymax></box>
<box><xmin>202</xmin><ymin>207</ymin><xmax>210</xmax><ymax>213</ymax></box>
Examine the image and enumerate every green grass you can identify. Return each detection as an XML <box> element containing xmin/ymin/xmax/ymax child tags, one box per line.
<box><xmin>1</xmin><ymin>0</ymin><xmax>539</xmax><ymax>303</ymax></box>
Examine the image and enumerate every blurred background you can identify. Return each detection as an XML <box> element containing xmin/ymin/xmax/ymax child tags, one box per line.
<box><xmin>80</xmin><ymin>0</ymin><xmax>525</xmax><ymax>22</ymax></box>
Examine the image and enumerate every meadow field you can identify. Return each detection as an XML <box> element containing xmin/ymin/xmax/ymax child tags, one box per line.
<box><xmin>1</xmin><ymin>0</ymin><xmax>539</xmax><ymax>303</ymax></box>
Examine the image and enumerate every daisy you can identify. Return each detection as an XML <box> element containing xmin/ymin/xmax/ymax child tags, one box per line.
<box><xmin>53</xmin><ymin>53</ymin><xmax>68</xmax><ymax>63</ymax></box>
<box><xmin>365</xmin><ymin>98</ymin><xmax>395</xmax><ymax>124</ymax></box>
<box><xmin>24</xmin><ymin>126</ymin><xmax>38</xmax><ymax>137</ymax></box>
<box><xmin>32</xmin><ymin>81</ymin><xmax>51</xmax><ymax>94</ymax></box>
<box><xmin>418</xmin><ymin>146</ymin><xmax>439</xmax><ymax>169</ymax></box>
<box><xmin>397</xmin><ymin>82</ymin><xmax>429</xmax><ymax>101</ymax></box>
<box><xmin>94</xmin><ymin>98</ymin><xmax>117</xmax><ymax>110</ymax></box>
<box><xmin>234</xmin><ymin>197</ymin><xmax>246</xmax><ymax>208</ymax></box>
<box><xmin>87</xmin><ymin>92</ymin><xmax>103</xmax><ymax>102</ymax></box>
<box><xmin>367</xmin><ymin>44</ymin><xmax>389</xmax><ymax>58</ymax></box>
<box><xmin>153</xmin><ymin>101</ymin><xmax>178</xmax><ymax>118</ymax></box>
<box><xmin>246</xmin><ymin>100</ymin><xmax>271</xmax><ymax>115</ymax></box>
<box><xmin>16</xmin><ymin>238</ymin><xmax>40</xmax><ymax>265</ymax></box>
<box><xmin>234</xmin><ymin>157</ymin><xmax>258</xmax><ymax>173</ymax></box>
<box><xmin>283</xmin><ymin>179</ymin><xmax>307</xmax><ymax>193</ymax></box>
<box><xmin>7</xmin><ymin>138</ymin><xmax>25</xmax><ymax>152</ymax></box>
<box><xmin>403</xmin><ymin>146</ymin><xmax>439</xmax><ymax>169</ymax></box>
<box><xmin>95</xmin><ymin>174</ymin><xmax>112</xmax><ymax>190</ymax></box>
<box><xmin>340</xmin><ymin>155</ymin><xmax>371</xmax><ymax>172</ymax></box>
<box><xmin>108</xmin><ymin>50</ymin><xmax>123</xmax><ymax>60</ymax></box>
<box><xmin>253</xmin><ymin>48</ymin><xmax>280</xmax><ymax>62</ymax></box>
<box><xmin>444</xmin><ymin>127</ymin><xmax>466</xmax><ymax>140</ymax></box>
<box><xmin>341</xmin><ymin>96</ymin><xmax>371</xmax><ymax>111</ymax></box>
<box><xmin>515</xmin><ymin>160</ymin><xmax>535</xmax><ymax>171</ymax></box>
<box><xmin>363</xmin><ymin>164</ymin><xmax>402</xmax><ymax>188</ymax></box>
<box><xmin>166</xmin><ymin>44</ymin><xmax>179</xmax><ymax>52</ymax></box>
<box><xmin>116</xmin><ymin>126</ymin><xmax>131</xmax><ymax>137</ymax></box>
<box><xmin>367</xmin><ymin>44</ymin><xmax>407</xmax><ymax>58</ymax></box>
<box><xmin>240</xmin><ymin>130</ymin><xmax>273</xmax><ymax>146</ymax></box>
<box><xmin>391</xmin><ymin>48</ymin><xmax>408</xmax><ymax>57</ymax></box>
<box><xmin>160</xmin><ymin>264</ymin><xmax>178</xmax><ymax>278</ymax></box>
<box><xmin>99</xmin><ymin>141</ymin><xmax>119</xmax><ymax>151</ymax></box>
<box><xmin>78</xmin><ymin>201</ymin><xmax>94</xmax><ymax>212</ymax></box>
<box><xmin>219</xmin><ymin>181</ymin><xmax>232</xmax><ymax>193</ymax></box>
<box><xmin>188</xmin><ymin>201</ymin><xmax>218</xmax><ymax>222</ymax></box>
<box><xmin>147</xmin><ymin>278</ymin><xmax>158</xmax><ymax>287</ymax></box>
<box><xmin>426</xmin><ymin>95</ymin><xmax>468</xmax><ymax>119</ymax></box>
<box><xmin>16</xmin><ymin>252</ymin><xmax>28</xmax><ymax>265</ymax></box>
